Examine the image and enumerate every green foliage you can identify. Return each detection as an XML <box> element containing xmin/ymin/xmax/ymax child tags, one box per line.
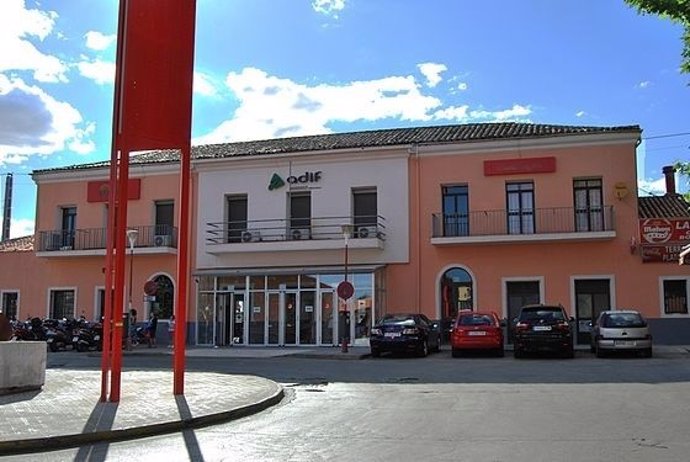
<box><xmin>674</xmin><ymin>160</ymin><xmax>690</xmax><ymax>201</ymax></box>
<box><xmin>624</xmin><ymin>0</ymin><xmax>690</xmax><ymax>73</ymax></box>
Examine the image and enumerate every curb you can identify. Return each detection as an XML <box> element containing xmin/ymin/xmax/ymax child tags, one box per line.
<box><xmin>0</xmin><ymin>385</ymin><xmax>284</xmax><ymax>456</ymax></box>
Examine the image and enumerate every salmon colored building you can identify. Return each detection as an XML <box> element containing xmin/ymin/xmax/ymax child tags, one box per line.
<box><xmin>1</xmin><ymin>123</ymin><xmax>689</xmax><ymax>346</ymax></box>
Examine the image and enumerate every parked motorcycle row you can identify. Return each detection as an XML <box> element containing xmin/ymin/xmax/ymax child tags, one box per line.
<box><xmin>10</xmin><ymin>317</ymin><xmax>103</xmax><ymax>352</ymax></box>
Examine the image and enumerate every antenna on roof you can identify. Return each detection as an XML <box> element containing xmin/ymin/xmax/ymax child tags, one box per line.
<box><xmin>1</xmin><ymin>173</ymin><xmax>12</xmax><ymax>241</ymax></box>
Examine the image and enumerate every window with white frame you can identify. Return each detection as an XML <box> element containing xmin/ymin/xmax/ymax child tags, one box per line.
<box><xmin>50</xmin><ymin>289</ymin><xmax>75</xmax><ymax>319</ymax></box>
<box><xmin>662</xmin><ymin>278</ymin><xmax>688</xmax><ymax>315</ymax></box>
<box><xmin>1</xmin><ymin>292</ymin><xmax>18</xmax><ymax>320</ymax></box>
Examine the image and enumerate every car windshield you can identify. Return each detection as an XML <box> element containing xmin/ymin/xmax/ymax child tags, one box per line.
<box><xmin>519</xmin><ymin>308</ymin><xmax>564</xmax><ymax>322</ymax></box>
<box><xmin>458</xmin><ymin>315</ymin><xmax>493</xmax><ymax>326</ymax></box>
<box><xmin>601</xmin><ymin>313</ymin><xmax>646</xmax><ymax>328</ymax></box>
<box><xmin>379</xmin><ymin>315</ymin><xmax>415</xmax><ymax>325</ymax></box>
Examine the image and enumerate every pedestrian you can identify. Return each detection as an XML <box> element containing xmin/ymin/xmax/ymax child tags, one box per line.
<box><xmin>168</xmin><ymin>314</ymin><xmax>175</xmax><ymax>348</ymax></box>
<box><xmin>147</xmin><ymin>311</ymin><xmax>159</xmax><ymax>348</ymax></box>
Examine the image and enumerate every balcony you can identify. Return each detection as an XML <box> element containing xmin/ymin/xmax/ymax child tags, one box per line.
<box><xmin>35</xmin><ymin>225</ymin><xmax>178</xmax><ymax>256</ymax></box>
<box><xmin>431</xmin><ymin>206</ymin><xmax>615</xmax><ymax>245</ymax></box>
<box><xmin>206</xmin><ymin>215</ymin><xmax>386</xmax><ymax>254</ymax></box>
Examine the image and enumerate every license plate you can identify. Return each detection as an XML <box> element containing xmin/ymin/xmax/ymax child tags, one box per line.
<box><xmin>533</xmin><ymin>326</ymin><xmax>552</xmax><ymax>331</ymax></box>
<box><xmin>94</xmin><ymin>335</ymin><xmax>100</xmax><ymax>341</ymax></box>
<box><xmin>615</xmin><ymin>340</ymin><xmax>636</xmax><ymax>346</ymax></box>
<box><xmin>72</xmin><ymin>337</ymin><xmax>79</xmax><ymax>342</ymax></box>
<box><xmin>384</xmin><ymin>332</ymin><xmax>401</xmax><ymax>338</ymax></box>
<box><xmin>468</xmin><ymin>331</ymin><xmax>487</xmax><ymax>336</ymax></box>
<box><xmin>47</xmin><ymin>338</ymin><xmax>54</xmax><ymax>343</ymax></box>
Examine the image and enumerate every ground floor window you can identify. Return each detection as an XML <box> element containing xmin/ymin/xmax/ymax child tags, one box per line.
<box><xmin>50</xmin><ymin>289</ymin><xmax>75</xmax><ymax>319</ymax></box>
<box><xmin>662</xmin><ymin>278</ymin><xmax>688</xmax><ymax>315</ymax></box>
<box><xmin>1</xmin><ymin>291</ymin><xmax>18</xmax><ymax>320</ymax></box>
<box><xmin>195</xmin><ymin>270</ymin><xmax>383</xmax><ymax>347</ymax></box>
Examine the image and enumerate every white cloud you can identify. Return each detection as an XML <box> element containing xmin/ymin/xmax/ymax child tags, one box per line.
<box><xmin>312</xmin><ymin>0</ymin><xmax>346</xmax><ymax>18</ymax></box>
<box><xmin>76</xmin><ymin>59</ymin><xmax>115</xmax><ymax>85</ymax></box>
<box><xmin>637</xmin><ymin>80</ymin><xmax>651</xmax><ymax>89</ymax></box>
<box><xmin>638</xmin><ymin>176</ymin><xmax>667</xmax><ymax>196</ymax></box>
<box><xmin>0</xmin><ymin>0</ymin><xmax>67</xmax><ymax>82</ymax></box>
<box><xmin>457</xmin><ymin>82</ymin><xmax>468</xmax><ymax>91</ymax></box>
<box><xmin>0</xmin><ymin>75</ymin><xmax>94</xmax><ymax>165</ymax></box>
<box><xmin>8</xmin><ymin>217</ymin><xmax>35</xmax><ymax>239</ymax></box>
<box><xmin>418</xmin><ymin>62</ymin><xmax>447</xmax><ymax>88</ymax></box>
<box><xmin>576</xmin><ymin>110</ymin><xmax>586</xmax><ymax>117</ymax></box>
<box><xmin>194</xmin><ymin>71</ymin><xmax>218</xmax><ymax>97</ymax></box>
<box><xmin>194</xmin><ymin>67</ymin><xmax>532</xmax><ymax>145</ymax></box>
<box><xmin>84</xmin><ymin>31</ymin><xmax>116</xmax><ymax>51</ymax></box>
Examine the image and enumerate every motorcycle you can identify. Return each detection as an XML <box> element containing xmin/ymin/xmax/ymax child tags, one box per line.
<box><xmin>46</xmin><ymin>319</ymin><xmax>77</xmax><ymax>352</ymax></box>
<box><xmin>74</xmin><ymin>321</ymin><xmax>103</xmax><ymax>352</ymax></box>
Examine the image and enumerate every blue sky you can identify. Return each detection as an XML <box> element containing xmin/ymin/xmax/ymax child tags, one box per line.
<box><xmin>1</xmin><ymin>0</ymin><xmax>689</xmax><ymax>238</ymax></box>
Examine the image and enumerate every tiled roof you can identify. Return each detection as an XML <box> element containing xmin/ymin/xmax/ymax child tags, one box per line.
<box><xmin>0</xmin><ymin>235</ymin><xmax>34</xmax><ymax>252</ymax></box>
<box><xmin>638</xmin><ymin>195</ymin><xmax>690</xmax><ymax>219</ymax></box>
<box><xmin>33</xmin><ymin>122</ymin><xmax>640</xmax><ymax>173</ymax></box>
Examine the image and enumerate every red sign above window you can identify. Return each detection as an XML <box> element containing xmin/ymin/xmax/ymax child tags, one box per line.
<box><xmin>484</xmin><ymin>157</ymin><xmax>556</xmax><ymax>176</ymax></box>
<box><xmin>639</xmin><ymin>218</ymin><xmax>690</xmax><ymax>245</ymax></box>
<box><xmin>87</xmin><ymin>179</ymin><xmax>141</xmax><ymax>203</ymax></box>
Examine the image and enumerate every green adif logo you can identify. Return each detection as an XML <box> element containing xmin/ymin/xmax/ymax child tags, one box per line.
<box><xmin>268</xmin><ymin>173</ymin><xmax>286</xmax><ymax>191</ymax></box>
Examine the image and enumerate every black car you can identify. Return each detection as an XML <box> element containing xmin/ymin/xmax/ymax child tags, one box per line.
<box><xmin>370</xmin><ymin>313</ymin><xmax>441</xmax><ymax>357</ymax></box>
<box><xmin>513</xmin><ymin>304</ymin><xmax>574</xmax><ymax>358</ymax></box>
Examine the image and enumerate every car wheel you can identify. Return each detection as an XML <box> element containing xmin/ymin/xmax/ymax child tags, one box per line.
<box><xmin>563</xmin><ymin>347</ymin><xmax>575</xmax><ymax>359</ymax></box>
<box><xmin>514</xmin><ymin>347</ymin><xmax>524</xmax><ymax>359</ymax></box>
<box><xmin>418</xmin><ymin>341</ymin><xmax>428</xmax><ymax>358</ymax></box>
<box><xmin>642</xmin><ymin>347</ymin><xmax>652</xmax><ymax>358</ymax></box>
<box><xmin>451</xmin><ymin>348</ymin><xmax>461</xmax><ymax>358</ymax></box>
<box><xmin>370</xmin><ymin>348</ymin><xmax>381</xmax><ymax>358</ymax></box>
<box><xmin>496</xmin><ymin>347</ymin><xmax>505</xmax><ymax>358</ymax></box>
<box><xmin>595</xmin><ymin>346</ymin><xmax>604</xmax><ymax>358</ymax></box>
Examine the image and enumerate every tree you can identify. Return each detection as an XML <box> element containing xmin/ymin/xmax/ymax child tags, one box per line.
<box><xmin>674</xmin><ymin>160</ymin><xmax>690</xmax><ymax>201</ymax></box>
<box><xmin>624</xmin><ymin>0</ymin><xmax>690</xmax><ymax>74</ymax></box>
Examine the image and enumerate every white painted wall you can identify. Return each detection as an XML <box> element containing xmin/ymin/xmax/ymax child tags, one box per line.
<box><xmin>195</xmin><ymin>150</ymin><xmax>410</xmax><ymax>269</ymax></box>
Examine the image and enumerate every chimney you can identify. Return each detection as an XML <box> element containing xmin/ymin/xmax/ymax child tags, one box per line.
<box><xmin>662</xmin><ymin>165</ymin><xmax>676</xmax><ymax>196</ymax></box>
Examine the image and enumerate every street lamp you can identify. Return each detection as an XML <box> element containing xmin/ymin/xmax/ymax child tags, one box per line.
<box><xmin>338</xmin><ymin>224</ymin><xmax>355</xmax><ymax>353</ymax></box>
<box><xmin>126</xmin><ymin>228</ymin><xmax>138</xmax><ymax>348</ymax></box>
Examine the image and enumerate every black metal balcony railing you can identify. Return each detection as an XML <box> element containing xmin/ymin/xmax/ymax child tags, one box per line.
<box><xmin>36</xmin><ymin>225</ymin><xmax>178</xmax><ymax>252</ymax></box>
<box><xmin>206</xmin><ymin>215</ymin><xmax>386</xmax><ymax>245</ymax></box>
<box><xmin>431</xmin><ymin>206</ymin><xmax>614</xmax><ymax>238</ymax></box>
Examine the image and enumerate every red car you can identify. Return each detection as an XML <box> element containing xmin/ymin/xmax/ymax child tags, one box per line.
<box><xmin>450</xmin><ymin>311</ymin><xmax>505</xmax><ymax>357</ymax></box>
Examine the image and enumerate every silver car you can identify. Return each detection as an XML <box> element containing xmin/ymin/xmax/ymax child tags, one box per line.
<box><xmin>591</xmin><ymin>310</ymin><xmax>652</xmax><ymax>358</ymax></box>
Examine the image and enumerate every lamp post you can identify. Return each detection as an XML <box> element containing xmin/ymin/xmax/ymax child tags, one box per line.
<box><xmin>126</xmin><ymin>228</ymin><xmax>138</xmax><ymax>348</ymax></box>
<box><xmin>338</xmin><ymin>224</ymin><xmax>354</xmax><ymax>352</ymax></box>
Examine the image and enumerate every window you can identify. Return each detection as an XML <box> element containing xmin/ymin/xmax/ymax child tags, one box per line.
<box><xmin>155</xmin><ymin>200</ymin><xmax>174</xmax><ymax>236</ymax></box>
<box><xmin>1</xmin><ymin>292</ymin><xmax>18</xmax><ymax>320</ymax></box>
<box><xmin>663</xmin><ymin>279</ymin><xmax>688</xmax><ymax>315</ymax></box>
<box><xmin>50</xmin><ymin>289</ymin><xmax>75</xmax><ymax>319</ymax></box>
<box><xmin>506</xmin><ymin>182</ymin><xmax>534</xmax><ymax>234</ymax></box>
<box><xmin>61</xmin><ymin>206</ymin><xmax>77</xmax><ymax>248</ymax></box>
<box><xmin>574</xmin><ymin>179</ymin><xmax>603</xmax><ymax>231</ymax></box>
<box><xmin>353</xmin><ymin>188</ymin><xmax>377</xmax><ymax>237</ymax></box>
<box><xmin>289</xmin><ymin>192</ymin><xmax>311</xmax><ymax>239</ymax></box>
<box><xmin>442</xmin><ymin>185</ymin><xmax>469</xmax><ymax>237</ymax></box>
<box><xmin>226</xmin><ymin>195</ymin><xmax>248</xmax><ymax>243</ymax></box>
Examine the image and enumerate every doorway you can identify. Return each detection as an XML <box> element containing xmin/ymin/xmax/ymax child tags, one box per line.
<box><xmin>574</xmin><ymin>279</ymin><xmax>611</xmax><ymax>345</ymax></box>
<box><xmin>266</xmin><ymin>291</ymin><xmax>298</xmax><ymax>346</ymax></box>
<box><xmin>216</xmin><ymin>292</ymin><xmax>245</xmax><ymax>346</ymax></box>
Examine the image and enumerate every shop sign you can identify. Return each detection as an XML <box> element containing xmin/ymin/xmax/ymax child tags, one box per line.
<box><xmin>484</xmin><ymin>157</ymin><xmax>556</xmax><ymax>176</ymax></box>
<box><xmin>87</xmin><ymin>179</ymin><xmax>141</xmax><ymax>202</ymax></box>
<box><xmin>641</xmin><ymin>244</ymin><xmax>686</xmax><ymax>263</ymax></box>
<box><xmin>268</xmin><ymin>171</ymin><xmax>322</xmax><ymax>190</ymax></box>
<box><xmin>639</xmin><ymin>218</ymin><xmax>690</xmax><ymax>245</ymax></box>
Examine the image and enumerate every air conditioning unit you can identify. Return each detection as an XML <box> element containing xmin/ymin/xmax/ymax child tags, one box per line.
<box><xmin>290</xmin><ymin>228</ymin><xmax>311</xmax><ymax>240</ymax></box>
<box><xmin>154</xmin><ymin>234</ymin><xmax>172</xmax><ymax>247</ymax></box>
<box><xmin>240</xmin><ymin>230</ymin><xmax>261</xmax><ymax>243</ymax></box>
<box><xmin>356</xmin><ymin>226</ymin><xmax>377</xmax><ymax>239</ymax></box>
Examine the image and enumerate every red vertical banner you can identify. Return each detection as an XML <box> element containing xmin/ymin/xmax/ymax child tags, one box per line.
<box><xmin>105</xmin><ymin>0</ymin><xmax>197</xmax><ymax>402</ymax></box>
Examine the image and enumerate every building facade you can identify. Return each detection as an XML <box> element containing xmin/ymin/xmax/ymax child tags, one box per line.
<box><xmin>1</xmin><ymin>123</ymin><xmax>689</xmax><ymax>345</ymax></box>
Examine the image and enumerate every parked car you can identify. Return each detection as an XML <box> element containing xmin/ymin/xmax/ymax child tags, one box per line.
<box><xmin>514</xmin><ymin>304</ymin><xmax>574</xmax><ymax>358</ymax></box>
<box><xmin>590</xmin><ymin>310</ymin><xmax>652</xmax><ymax>358</ymax></box>
<box><xmin>450</xmin><ymin>310</ymin><xmax>504</xmax><ymax>357</ymax></box>
<box><xmin>369</xmin><ymin>313</ymin><xmax>441</xmax><ymax>357</ymax></box>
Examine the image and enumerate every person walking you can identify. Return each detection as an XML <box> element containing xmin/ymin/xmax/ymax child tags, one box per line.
<box><xmin>168</xmin><ymin>314</ymin><xmax>175</xmax><ymax>348</ymax></box>
<box><xmin>147</xmin><ymin>311</ymin><xmax>159</xmax><ymax>348</ymax></box>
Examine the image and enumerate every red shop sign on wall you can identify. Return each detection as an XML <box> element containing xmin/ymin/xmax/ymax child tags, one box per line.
<box><xmin>639</xmin><ymin>218</ymin><xmax>690</xmax><ymax>245</ymax></box>
<box><xmin>640</xmin><ymin>244</ymin><xmax>686</xmax><ymax>263</ymax></box>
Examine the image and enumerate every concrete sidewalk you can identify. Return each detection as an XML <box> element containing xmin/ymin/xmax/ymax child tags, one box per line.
<box><xmin>0</xmin><ymin>369</ymin><xmax>283</xmax><ymax>456</ymax></box>
<box><xmin>121</xmin><ymin>345</ymin><xmax>373</xmax><ymax>359</ymax></box>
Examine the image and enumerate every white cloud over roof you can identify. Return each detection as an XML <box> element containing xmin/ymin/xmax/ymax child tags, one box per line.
<box><xmin>418</xmin><ymin>63</ymin><xmax>447</xmax><ymax>88</ymax></box>
<box><xmin>84</xmin><ymin>31</ymin><xmax>116</xmax><ymax>51</ymax></box>
<box><xmin>312</xmin><ymin>0</ymin><xmax>346</xmax><ymax>18</ymax></box>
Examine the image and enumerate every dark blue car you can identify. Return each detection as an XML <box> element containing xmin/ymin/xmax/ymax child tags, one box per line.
<box><xmin>370</xmin><ymin>313</ymin><xmax>441</xmax><ymax>357</ymax></box>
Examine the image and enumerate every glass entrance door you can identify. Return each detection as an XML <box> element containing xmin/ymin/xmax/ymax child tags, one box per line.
<box><xmin>575</xmin><ymin>279</ymin><xmax>611</xmax><ymax>345</ymax></box>
<box><xmin>506</xmin><ymin>281</ymin><xmax>541</xmax><ymax>343</ymax></box>
<box><xmin>284</xmin><ymin>292</ymin><xmax>297</xmax><ymax>345</ymax></box>
<box><xmin>267</xmin><ymin>292</ymin><xmax>280</xmax><ymax>345</ymax></box>
<box><xmin>321</xmin><ymin>291</ymin><xmax>335</xmax><ymax>345</ymax></box>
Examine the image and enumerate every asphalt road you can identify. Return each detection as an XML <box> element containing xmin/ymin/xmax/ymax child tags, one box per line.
<box><xmin>9</xmin><ymin>350</ymin><xmax>690</xmax><ymax>462</ymax></box>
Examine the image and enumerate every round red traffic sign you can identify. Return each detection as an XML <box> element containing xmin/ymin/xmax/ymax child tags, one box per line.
<box><xmin>143</xmin><ymin>280</ymin><xmax>158</xmax><ymax>296</ymax></box>
<box><xmin>337</xmin><ymin>281</ymin><xmax>354</xmax><ymax>300</ymax></box>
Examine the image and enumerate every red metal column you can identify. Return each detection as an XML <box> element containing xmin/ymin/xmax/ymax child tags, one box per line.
<box><xmin>174</xmin><ymin>144</ymin><xmax>191</xmax><ymax>395</ymax></box>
